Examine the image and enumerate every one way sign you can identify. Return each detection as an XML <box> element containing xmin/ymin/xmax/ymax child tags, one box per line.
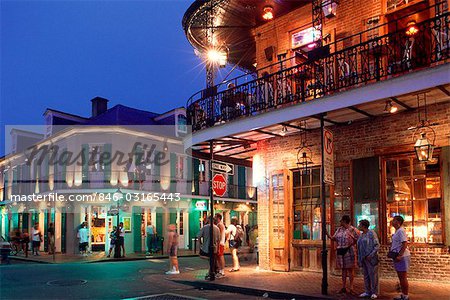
<box><xmin>212</xmin><ymin>160</ymin><xmax>234</xmax><ymax>175</ymax></box>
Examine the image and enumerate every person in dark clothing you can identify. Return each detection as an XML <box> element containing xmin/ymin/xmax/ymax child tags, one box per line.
<box><xmin>48</xmin><ymin>223</ymin><xmax>55</xmax><ymax>255</ymax></box>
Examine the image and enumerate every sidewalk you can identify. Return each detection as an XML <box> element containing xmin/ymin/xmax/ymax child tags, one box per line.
<box><xmin>8</xmin><ymin>249</ymin><xmax>198</xmax><ymax>264</ymax></box>
<box><xmin>171</xmin><ymin>264</ymin><xmax>450</xmax><ymax>300</ymax></box>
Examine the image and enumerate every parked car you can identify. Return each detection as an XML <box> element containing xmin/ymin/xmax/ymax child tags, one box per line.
<box><xmin>0</xmin><ymin>236</ymin><xmax>11</xmax><ymax>264</ymax></box>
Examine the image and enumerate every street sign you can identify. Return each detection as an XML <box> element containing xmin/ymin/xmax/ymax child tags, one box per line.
<box><xmin>212</xmin><ymin>160</ymin><xmax>234</xmax><ymax>175</ymax></box>
<box><xmin>212</xmin><ymin>173</ymin><xmax>227</xmax><ymax>197</ymax></box>
<box><xmin>323</xmin><ymin>128</ymin><xmax>334</xmax><ymax>184</ymax></box>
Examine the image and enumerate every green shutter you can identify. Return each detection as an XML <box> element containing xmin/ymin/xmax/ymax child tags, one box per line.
<box><xmin>153</xmin><ymin>151</ymin><xmax>161</xmax><ymax>191</ymax></box>
<box><xmin>156</xmin><ymin>209</ymin><xmax>163</xmax><ymax>238</ymax></box>
<box><xmin>238</xmin><ymin>166</ymin><xmax>246</xmax><ymax>199</ymax></box>
<box><xmin>12</xmin><ymin>168</ymin><xmax>18</xmax><ymax>195</ymax></box>
<box><xmin>170</xmin><ymin>153</ymin><xmax>177</xmax><ymax>192</ymax></box>
<box><xmin>82</xmin><ymin>144</ymin><xmax>89</xmax><ymax>188</ymax></box>
<box><xmin>61</xmin><ymin>148</ymin><xmax>67</xmax><ymax>190</ymax></box>
<box><xmin>186</xmin><ymin>156</ymin><xmax>193</xmax><ymax>195</ymax></box>
<box><xmin>133</xmin><ymin>206</ymin><xmax>142</xmax><ymax>253</ymax></box>
<box><xmin>61</xmin><ymin>207</ymin><xmax>66</xmax><ymax>253</ymax></box>
<box><xmin>4</xmin><ymin>171</ymin><xmax>8</xmax><ymax>200</ymax></box>
<box><xmin>44</xmin><ymin>209</ymin><xmax>48</xmax><ymax>252</ymax></box>
<box><xmin>193</xmin><ymin>159</ymin><xmax>200</xmax><ymax>195</ymax></box>
<box><xmin>43</xmin><ymin>154</ymin><xmax>49</xmax><ymax>192</ymax></box>
<box><xmin>228</xmin><ymin>173</ymin><xmax>234</xmax><ymax>198</ymax></box>
<box><xmin>22</xmin><ymin>213</ymin><xmax>29</xmax><ymax>232</ymax></box>
<box><xmin>104</xmin><ymin>144</ymin><xmax>112</xmax><ymax>187</ymax></box>
<box><xmin>4</xmin><ymin>215</ymin><xmax>9</xmax><ymax>240</ymax></box>
<box><xmin>12</xmin><ymin>212</ymin><xmax>19</xmax><ymax>230</ymax></box>
<box><xmin>188</xmin><ymin>208</ymin><xmax>200</xmax><ymax>250</ymax></box>
<box><xmin>169</xmin><ymin>209</ymin><xmax>177</xmax><ymax>225</ymax></box>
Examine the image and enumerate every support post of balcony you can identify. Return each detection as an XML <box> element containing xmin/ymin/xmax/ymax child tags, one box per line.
<box><xmin>320</xmin><ymin>115</ymin><xmax>328</xmax><ymax>295</ymax></box>
<box><xmin>207</xmin><ymin>140</ymin><xmax>215</xmax><ymax>281</ymax></box>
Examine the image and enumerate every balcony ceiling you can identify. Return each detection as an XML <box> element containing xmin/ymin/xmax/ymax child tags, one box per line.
<box><xmin>182</xmin><ymin>0</ymin><xmax>309</xmax><ymax>71</ymax></box>
<box><xmin>191</xmin><ymin>84</ymin><xmax>450</xmax><ymax>165</ymax></box>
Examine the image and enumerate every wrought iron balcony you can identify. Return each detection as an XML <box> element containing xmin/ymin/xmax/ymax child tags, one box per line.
<box><xmin>187</xmin><ymin>5</ymin><xmax>449</xmax><ymax>132</ymax></box>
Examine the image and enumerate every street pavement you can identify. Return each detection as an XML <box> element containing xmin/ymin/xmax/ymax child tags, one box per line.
<box><xmin>1</xmin><ymin>256</ymin><xmax>450</xmax><ymax>300</ymax></box>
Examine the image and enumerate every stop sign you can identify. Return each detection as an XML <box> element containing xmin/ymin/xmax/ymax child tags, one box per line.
<box><xmin>212</xmin><ymin>174</ymin><xmax>227</xmax><ymax>197</ymax></box>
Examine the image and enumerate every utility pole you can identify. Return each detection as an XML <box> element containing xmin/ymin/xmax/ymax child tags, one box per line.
<box><xmin>207</xmin><ymin>140</ymin><xmax>216</xmax><ymax>281</ymax></box>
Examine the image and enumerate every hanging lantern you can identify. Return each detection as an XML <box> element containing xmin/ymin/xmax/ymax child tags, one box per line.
<box><xmin>410</xmin><ymin>93</ymin><xmax>437</xmax><ymax>162</ymax></box>
<box><xmin>414</xmin><ymin>132</ymin><xmax>435</xmax><ymax>162</ymax></box>
<box><xmin>405</xmin><ymin>21</ymin><xmax>419</xmax><ymax>36</ymax></box>
<box><xmin>296</xmin><ymin>122</ymin><xmax>313</xmax><ymax>174</ymax></box>
<box><xmin>322</xmin><ymin>0</ymin><xmax>338</xmax><ymax>18</ymax></box>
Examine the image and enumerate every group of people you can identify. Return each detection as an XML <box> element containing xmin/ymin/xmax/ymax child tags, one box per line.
<box><xmin>104</xmin><ymin>222</ymin><xmax>125</xmax><ymax>258</ymax></box>
<box><xmin>328</xmin><ymin>215</ymin><xmax>410</xmax><ymax>300</ymax></box>
<box><xmin>10</xmin><ymin>223</ymin><xmax>55</xmax><ymax>257</ymax></box>
<box><xmin>196</xmin><ymin>215</ymin><xmax>245</xmax><ymax>278</ymax></box>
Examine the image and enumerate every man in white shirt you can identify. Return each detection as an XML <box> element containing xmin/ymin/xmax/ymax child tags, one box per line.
<box><xmin>119</xmin><ymin>222</ymin><xmax>126</xmax><ymax>258</ymax></box>
<box><xmin>31</xmin><ymin>223</ymin><xmax>42</xmax><ymax>256</ymax></box>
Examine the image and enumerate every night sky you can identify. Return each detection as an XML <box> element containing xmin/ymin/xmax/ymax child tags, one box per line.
<box><xmin>1</xmin><ymin>0</ymin><xmax>239</xmax><ymax>155</ymax></box>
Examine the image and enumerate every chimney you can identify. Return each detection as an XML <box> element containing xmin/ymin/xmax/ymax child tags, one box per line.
<box><xmin>91</xmin><ymin>97</ymin><xmax>109</xmax><ymax>117</ymax></box>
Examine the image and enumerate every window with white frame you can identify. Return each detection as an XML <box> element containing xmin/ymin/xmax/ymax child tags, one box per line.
<box><xmin>176</xmin><ymin>155</ymin><xmax>185</xmax><ymax>179</ymax></box>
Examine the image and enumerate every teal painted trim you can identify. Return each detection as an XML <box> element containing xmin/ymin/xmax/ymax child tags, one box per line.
<box><xmin>4</xmin><ymin>216</ymin><xmax>9</xmax><ymax>240</ymax></box>
<box><xmin>133</xmin><ymin>206</ymin><xmax>142</xmax><ymax>253</ymax></box>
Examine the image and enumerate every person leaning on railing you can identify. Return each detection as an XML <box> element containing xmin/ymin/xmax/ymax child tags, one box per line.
<box><xmin>221</xmin><ymin>83</ymin><xmax>236</xmax><ymax>121</ymax></box>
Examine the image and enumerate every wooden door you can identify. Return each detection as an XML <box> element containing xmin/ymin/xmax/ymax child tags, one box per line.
<box><xmin>269</xmin><ymin>170</ymin><xmax>291</xmax><ymax>271</ymax></box>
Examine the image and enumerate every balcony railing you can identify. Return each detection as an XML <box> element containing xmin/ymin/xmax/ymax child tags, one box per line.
<box><xmin>187</xmin><ymin>5</ymin><xmax>449</xmax><ymax>132</ymax></box>
<box><xmin>1</xmin><ymin>171</ymin><xmax>257</xmax><ymax>201</ymax></box>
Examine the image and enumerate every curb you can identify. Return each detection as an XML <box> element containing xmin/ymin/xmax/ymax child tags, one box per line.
<box><xmin>9</xmin><ymin>256</ymin><xmax>53</xmax><ymax>264</ymax></box>
<box><xmin>88</xmin><ymin>254</ymin><xmax>200</xmax><ymax>264</ymax></box>
<box><xmin>172</xmin><ymin>280</ymin><xmax>332</xmax><ymax>300</ymax></box>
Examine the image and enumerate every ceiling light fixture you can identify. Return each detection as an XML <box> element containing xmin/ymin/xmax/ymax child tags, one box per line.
<box><xmin>262</xmin><ymin>6</ymin><xmax>274</xmax><ymax>21</ymax></box>
<box><xmin>279</xmin><ymin>125</ymin><xmax>288</xmax><ymax>136</ymax></box>
<box><xmin>384</xmin><ymin>100</ymin><xmax>398</xmax><ymax>113</ymax></box>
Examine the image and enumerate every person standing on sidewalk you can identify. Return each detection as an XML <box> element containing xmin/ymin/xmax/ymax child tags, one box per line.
<box><xmin>31</xmin><ymin>223</ymin><xmax>42</xmax><ymax>256</ymax></box>
<box><xmin>146</xmin><ymin>223</ymin><xmax>156</xmax><ymax>255</ymax></box>
<box><xmin>165</xmin><ymin>224</ymin><xmax>180</xmax><ymax>275</ymax></box>
<box><xmin>118</xmin><ymin>222</ymin><xmax>126</xmax><ymax>258</ymax></box>
<box><xmin>21</xmin><ymin>229</ymin><xmax>29</xmax><ymax>258</ymax></box>
<box><xmin>326</xmin><ymin>215</ymin><xmax>359</xmax><ymax>295</ymax></box>
<box><xmin>106</xmin><ymin>226</ymin><xmax>117</xmax><ymax>258</ymax></box>
<box><xmin>47</xmin><ymin>223</ymin><xmax>55</xmax><ymax>255</ymax></box>
<box><xmin>357</xmin><ymin>219</ymin><xmax>380</xmax><ymax>299</ymax></box>
<box><xmin>226</xmin><ymin>217</ymin><xmax>241</xmax><ymax>272</ymax></box>
<box><xmin>78</xmin><ymin>223</ymin><xmax>89</xmax><ymax>257</ymax></box>
<box><xmin>390</xmin><ymin>216</ymin><xmax>410</xmax><ymax>300</ymax></box>
<box><xmin>215</xmin><ymin>213</ymin><xmax>226</xmax><ymax>277</ymax></box>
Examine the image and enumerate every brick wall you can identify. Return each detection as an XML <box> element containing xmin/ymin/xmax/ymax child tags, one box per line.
<box><xmin>378</xmin><ymin>245</ymin><xmax>450</xmax><ymax>281</ymax></box>
<box><xmin>255</xmin><ymin>101</ymin><xmax>450</xmax><ymax>279</ymax></box>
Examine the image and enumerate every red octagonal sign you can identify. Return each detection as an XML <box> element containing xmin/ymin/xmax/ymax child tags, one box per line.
<box><xmin>212</xmin><ymin>174</ymin><xmax>227</xmax><ymax>197</ymax></box>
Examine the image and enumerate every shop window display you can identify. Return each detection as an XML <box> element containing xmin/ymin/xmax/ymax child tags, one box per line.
<box><xmin>385</xmin><ymin>157</ymin><xmax>442</xmax><ymax>244</ymax></box>
<box><xmin>293</xmin><ymin>168</ymin><xmax>330</xmax><ymax>240</ymax></box>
